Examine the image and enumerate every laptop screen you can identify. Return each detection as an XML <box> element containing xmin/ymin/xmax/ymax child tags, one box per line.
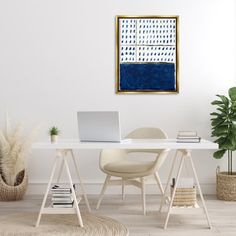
<box><xmin>77</xmin><ymin>111</ymin><xmax>121</xmax><ymax>142</ymax></box>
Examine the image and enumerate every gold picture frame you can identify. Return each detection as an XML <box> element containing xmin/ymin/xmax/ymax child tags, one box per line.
<box><xmin>116</xmin><ymin>15</ymin><xmax>179</xmax><ymax>94</ymax></box>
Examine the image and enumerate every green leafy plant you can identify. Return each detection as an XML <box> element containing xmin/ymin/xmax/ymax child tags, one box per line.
<box><xmin>211</xmin><ymin>87</ymin><xmax>236</xmax><ymax>175</ymax></box>
<box><xmin>49</xmin><ymin>126</ymin><xmax>60</xmax><ymax>136</ymax></box>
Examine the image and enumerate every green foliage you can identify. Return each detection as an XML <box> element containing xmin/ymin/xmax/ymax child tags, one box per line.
<box><xmin>49</xmin><ymin>126</ymin><xmax>60</xmax><ymax>136</ymax></box>
<box><xmin>213</xmin><ymin>149</ymin><xmax>227</xmax><ymax>159</ymax></box>
<box><xmin>211</xmin><ymin>87</ymin><xmax>236</xmax><ymax>173</ymax></box>
<box><xmin>229</xmin><ymin>87</ymin><xmax>236</xmax><ymax>101</ymax></box>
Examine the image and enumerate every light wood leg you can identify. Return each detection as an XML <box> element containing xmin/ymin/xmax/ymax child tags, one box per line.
<box><xmin>141</xmin><ymin>177</ymin><xmax>146</xmax><ymax>215</ymax></box>
<box><xmin>159</xmin><ymin>151</ymin><xmax>179</xmax><ymax>212</ymax></box>
<box><xmin>56</xmin><ymin>157</ymin><xmax>64</xmax><ymax>184</ymax></box>
<box><xmin>70</xmin><ymin>150</ymin><xmax>91</xmax><ymax>212</ymax></box>
<box><xmin>122</xmin><ymin>178</ymin><xmax>125</xmax><ymax>200</ymax></box>
<box><xmin>35</xmin><ymin>157</ymin><xmax>59</xmax><ymax>227</ymax></box>
<box><xmin>63</xmin><ymin>156</ymin><xmax>83</xmax><ymax>227</ymax></box>
<box><xmin>164</xmin><ymin>154</ymin><xmax>185</xmax><ymax>229</ymax></box>
<box><xmin>96</xmin><ymin>175</ymin><xmax>111</xmax><ymax>210</ymax></box>
<box><xmin>154</xmin><ymin>172</ymin><xmax>164</xmax><ymax>196</ymax></box>
<box><xmin>189</xmin><ymin>154</ymin><xmax>212</xmax><ymax>229</ymax></box>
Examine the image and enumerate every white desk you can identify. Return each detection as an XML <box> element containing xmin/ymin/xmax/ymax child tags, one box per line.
<box><xmin>32</xmin><ymin>139</ymin><xmax>218</xmax><ymax>228</ymax></box>
<box><xmin>33</xmin><ymin>139</ymin><xmax>216</xmax><ymax>150</ymax></box>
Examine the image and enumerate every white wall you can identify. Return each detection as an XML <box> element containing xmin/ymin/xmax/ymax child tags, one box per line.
<box><xmin>0</xmin><ymin>0</ymin><xmax>235</xmax><ymax>194</ymax></box>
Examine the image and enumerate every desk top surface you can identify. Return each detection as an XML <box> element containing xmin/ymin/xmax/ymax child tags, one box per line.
<box><xmin>32</xmin><ymin>139</ymin><xmax>218</xmax><ymax>150</ymax></box>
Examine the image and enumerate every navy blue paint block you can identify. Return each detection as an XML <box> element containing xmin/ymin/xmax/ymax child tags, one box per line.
<box><xmin>120</xmin><ymin>63</ymin><xmax>176</xmax><ymax>91</ymax></box>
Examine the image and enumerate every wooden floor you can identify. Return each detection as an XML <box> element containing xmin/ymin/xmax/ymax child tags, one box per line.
<box><xmin>1</xmin><ymin>194</ymin><xmax>236</xmax><ymax>236</ymax></box>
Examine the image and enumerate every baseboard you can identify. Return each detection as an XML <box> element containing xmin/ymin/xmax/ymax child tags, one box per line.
<box><xmin>26</xmin><ymin>178</ymin><xmax>216</xmax><ymax>195</ymax></box>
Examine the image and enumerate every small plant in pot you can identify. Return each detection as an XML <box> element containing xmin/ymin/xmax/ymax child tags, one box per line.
<box><xmin>211</xmin><ymin>87</ymin><xmax>236</xmax><ymax>200</ymax></box>
<box><xmin>49</xmin><ymin>126</ymin><xmax>60</xmax><ymax>143</ymax></box>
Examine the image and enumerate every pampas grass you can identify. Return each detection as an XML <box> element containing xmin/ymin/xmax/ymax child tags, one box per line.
<box><xmin>0</xmin><ymin>117</ymin><xmax>38</xmax><ymax>186</ymax></box>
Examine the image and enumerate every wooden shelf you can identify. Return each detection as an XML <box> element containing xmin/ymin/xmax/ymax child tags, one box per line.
<box><xmin>170</xmin><ymin>203</ymin><xmax>204</xmax><ymax>215</ymax></box>
<box><xmin>35</xmin><ymin>150</ymin><xmax>89</xmax><ymax>228</ymax></box>
<box><xmin>42</xmin><ymin>197</ymin><xmax>82</xmax><ymax>214</ymax></box>
<box><xmin>43</xmin><ymin>207</ymin><xmax>77</xmax><ymax>214</ymax></box>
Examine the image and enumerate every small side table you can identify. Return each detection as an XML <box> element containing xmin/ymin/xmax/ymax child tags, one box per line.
<box><xmin>35</xmin><ymin>149</ymin><xmax>91</xmax><ymax>227</ymax></box>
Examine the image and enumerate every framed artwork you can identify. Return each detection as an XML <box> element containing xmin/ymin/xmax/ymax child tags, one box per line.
<box><xmin>116</xmin><ymin>16</ymin><xmax>179</xmax><ymax>94</ymax></box>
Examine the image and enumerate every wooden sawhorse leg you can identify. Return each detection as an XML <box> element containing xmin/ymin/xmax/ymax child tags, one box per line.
<box><xmin>160</xmin><ymin>150</ymin><xmax>212</xmax><ymax>229</ymax></box>
<box><xmin>35</xmin><ymin>157</ymin><xmax>59</xmax><ymax>227</ymax></box>
<box><xmin>63</xmin><ymin>155</ymin><xmax>83</xmax><ymax>227</ymax></box>
<box><xmin>35</xmin><ymin>150</ymin><xmax>84</xmax><ymax>227</ymax></box>
<box><xmin>56</xmin><ymin>149</ymin><xmax>91</xmax><ymax>212</ymax></box>
<box><xmin>70</xmin><ymin>149</ymin><xmax>91</xmax><ymax>212</ymax></box>
<box><xmin>159</xmin><ymin>150</ymin><xmax>179</xmax><ymax>213</ymax></box>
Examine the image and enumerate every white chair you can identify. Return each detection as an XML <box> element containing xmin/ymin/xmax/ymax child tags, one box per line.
<box><xmin>96</xmin><ymin>127</ymin><xmax>170</xmax><ymax>215</ymax></box>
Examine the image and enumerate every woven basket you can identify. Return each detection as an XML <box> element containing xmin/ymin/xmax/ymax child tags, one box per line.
<box><xmin>0</xmin><ymin>170</ymin><xmax>28</xmax><ymax>201</ymax></box>
<box><xmin>170</xmin><ymin>186</ymin><xmax>196</xmax><ymax>206</ymax></box>
<box><xmin>217</xmin><ymin>171</ymin><xmax>236</xmax><ymax>201</ymax></box>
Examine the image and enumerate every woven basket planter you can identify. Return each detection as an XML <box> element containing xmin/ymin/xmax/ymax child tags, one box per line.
<box><xmin>0</xmin><ymin>170</ymin><xmax>28</xmax><ymax>201</ymax></box>
<box><xmin>171</xmin><ymin>186</ymin><xmax>196</xmax><ymax>206</ymax></box>
<box><xmin>217</xmin><ymin>171</ymin><xmax>236</xmax><ymax>201</ymax></box>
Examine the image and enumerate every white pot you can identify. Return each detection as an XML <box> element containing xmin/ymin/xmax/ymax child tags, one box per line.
<box><xmin>51</xmin><ymin>135</ymin><xmax>58</xmax><ymax>143</ymax></box>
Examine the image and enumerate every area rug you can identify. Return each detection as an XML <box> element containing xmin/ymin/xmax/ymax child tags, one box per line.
<box><xmin>0</xmin><ymin>212</ymin><xmax>129</xmax><ymax>236</ymax></box>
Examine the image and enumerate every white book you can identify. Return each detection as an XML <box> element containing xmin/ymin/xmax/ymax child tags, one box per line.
<box><xmin>51</xmin><ymin>189</ymin><xmax>71</xmax><ymax>192</ymax></box>
<box><xmin>53</xmin><ymin>201</ymin><xmax>74</xmax><ymax>207</ymax></box>
<box><xmin>52</xmin><ymin>198</ymin><xmax>73</xmax><ymax>203</ymax></box>
<box><xmin>177</xmin><ymin>131</ymin><xmax>197</xmax><ymax>137</ymax></box>
<box><xmin>177</xmin><ymin>138</ymin><xmax>200</xmax><ymax>143</ymax></box>
<box><xmin>52</xmin><ymin>193</ymin><xmax>72</xmax><ymax>197</ymax></box>
<box><xmin>52</xmin><ymin>204</ymin><xmax>74</xmax><ymax>208</ymax></box>
<box><xmin>177</xmin><ymin>136</ymin><xmax>200</xmax><ymax>139</ymax></box>
<box><xmin>51</xmin><ymin>191</ymin><xmax>72</xmax><ymax>194</ymax></box>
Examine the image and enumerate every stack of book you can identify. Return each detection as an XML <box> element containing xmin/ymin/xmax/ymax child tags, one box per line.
<box><xmin>177</xmin><ymin>131</ymin><xmax>201</xmax><ymax>143</ymax></box>
<box><xmin>51</xmin><ymin>185</ymin><xmax>74</xmax><ymax>208</ymax></box>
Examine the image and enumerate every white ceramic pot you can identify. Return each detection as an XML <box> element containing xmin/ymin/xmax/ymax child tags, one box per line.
<box><xmin>51</xmin><ymin>135</ymin><xmax>58</xmax><ymax>143</ymax></box>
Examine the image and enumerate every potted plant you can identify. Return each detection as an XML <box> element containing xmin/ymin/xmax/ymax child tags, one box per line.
<box><xmin>211</xmin><ymin>87</ymin><xmax>236</xmax><ymax>200</ymax></box>
<box><xmin>49</xmin><ymin>126</ymin><xmax>60</xmax><ymax>143</ymax></box>
<box><xmin>0</xmin><ymin>116</ymin><xmax>37</xmax><ymax>200</ymax></box>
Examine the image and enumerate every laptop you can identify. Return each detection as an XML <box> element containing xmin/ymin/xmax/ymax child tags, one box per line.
<box><xmin>77</xmin><ymin>111</ymin><xmax>123</xmax><ymax>142</ymax></box>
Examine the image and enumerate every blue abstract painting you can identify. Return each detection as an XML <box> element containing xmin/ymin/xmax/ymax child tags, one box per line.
<box><xmin>116</xmin><ymin>16</ymin><xmax>179</xmax><ymax>94</ymax></box>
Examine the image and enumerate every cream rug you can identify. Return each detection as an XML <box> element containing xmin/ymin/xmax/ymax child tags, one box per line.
<box><xmin>0</xmin><ymin>212</ymin><xmax>129</xmax><ymax>236</ymax></box>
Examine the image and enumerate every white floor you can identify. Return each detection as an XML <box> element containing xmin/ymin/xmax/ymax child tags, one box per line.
<box><xmin>1</xmin><ymin>194</ymin><xmax>236</xmax><ymax>236</ymax></box>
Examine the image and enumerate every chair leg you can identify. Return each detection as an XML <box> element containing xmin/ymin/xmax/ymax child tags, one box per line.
<box><xmin>122</xmin><ymin>178</ymin><xmax>125</xmax><ymax>200</ymax></box>
<box><xmin>96</xmin><ymin>175</ymin><xmax>111</xmax><ymax>210</ymax></box>
<box><xmin>140</xmin><ymin>177</ymin><xmax>146</xmax><ymax>215</ymax></box>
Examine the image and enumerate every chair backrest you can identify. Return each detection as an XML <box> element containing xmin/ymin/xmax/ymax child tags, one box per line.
<box><xmin>125</xmin><ymin>127</ymin><xmax>169</xmax><ymax>172</ymax></box>
<box><xmin>125</xmin><ymin>127</ymin><xmax>167</xmax><ymax>154</ymax></box>
<box><xmin>99</xmin><ymin>149</ymin><xmax>127</xmax><ymax>170</ymax></box>
<box><xmin>126</xmin><ymin>127</ymin><xmax>167</xmax><ymax>139</ymax></box>
<box><xmin>99</xmin><ymin>127</ymin><xmax>169</xmax><ymax>172</ymax></box>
